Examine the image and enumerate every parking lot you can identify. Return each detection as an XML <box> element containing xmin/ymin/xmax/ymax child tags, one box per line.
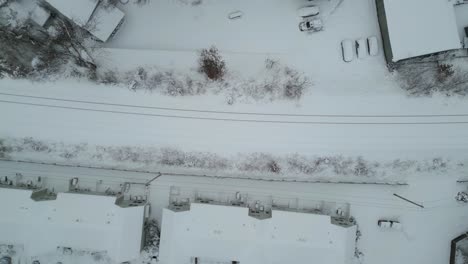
<box><xmin>107</xmin><ymin>0</ymin><xmax>399</xmax><ymax>95</ymax></box>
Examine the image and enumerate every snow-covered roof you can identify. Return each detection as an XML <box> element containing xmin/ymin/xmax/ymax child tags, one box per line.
<box><xmin>0</xmin><ymin>187</ymin><xmax>145</xmax><ymax>263</ymax></box>
<box><xmin>383</xmin><ymin>0</ymin><xmax>462</xmax><ymax>61</ymax></box>
<box><xmin>159</xmin><ymin>202</ymin><xmax>356</xmax><ymax>264</ymax></box>
<box><xmin>45</xmin><ymin>0</ymin><xmax>98</xmax><ymax>26</ymax></box>
<box><xmin>85</xmin><ymin>5</ymin><xmax>125</xmax><ymax>42</ymax></box>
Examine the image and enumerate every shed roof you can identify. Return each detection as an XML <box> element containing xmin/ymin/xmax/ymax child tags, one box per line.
<box><xmin>45</xmin><ymin>0</ymin><xmax>98</xmax><ymax>26</ymax></box>
<box><xmin>85</xmin><ymin>4</ymin><xmax>125</xmax><ymax>42</ymax></box>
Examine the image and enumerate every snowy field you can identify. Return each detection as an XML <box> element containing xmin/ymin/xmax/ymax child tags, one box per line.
<box><xmin>1</xmin><ymin>0</ymin><xmax>468</xmax><ymax>166</ymax></box>
<box><xmin>0</xmin><ymin>160</ymin><xmax>467</xmax><ymax>264</ymax></box>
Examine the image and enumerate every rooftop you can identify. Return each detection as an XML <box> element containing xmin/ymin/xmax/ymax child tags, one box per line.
<box><xmin>383</xmin><ymin>0</ymin><xmax>462</xmax><ymax>61</ymax></box>
<box><xmin>160</xmin><ymin>202</ymin><xmax>357</xmax><ymax>264</ymax></box>
<box><xmin>45</xmin><ymin>0</ymin><xmax>98</xmax><ymax>26</ymax></box>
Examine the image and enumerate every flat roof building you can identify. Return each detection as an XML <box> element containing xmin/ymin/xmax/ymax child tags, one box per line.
<box><xmin>0</xmin><ymin>186</ymin><xmax>145</xmax><ymax>263</ymax></box>
<box><xmin>376</xmin><ymin>0</ymin><xmax>462</xmax><ymax>62</ymax></box>
<box><xmin>159</xmin><ymin>201</ymin><xmax>357</xmax><ymax>264</ymax></box>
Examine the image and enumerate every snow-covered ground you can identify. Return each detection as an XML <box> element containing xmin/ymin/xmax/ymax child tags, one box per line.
<box><xmin>1</xmin><ymin>0</ymin><xmax>468</xmax><ymax>263</ymax></box>
<box><xmin>0</xmin><ymin>160</ymin><xmax>467</xmax><ymax>264</ymax></box>
<box><xmin>1</xmin><ymin>0</ymin><xmax>468</xmax><ymax>165</ymax></box>
<box><xmin>107</xmin><ymin>0</ymin><xmax>397</xmax><ymax>96</ymax></box>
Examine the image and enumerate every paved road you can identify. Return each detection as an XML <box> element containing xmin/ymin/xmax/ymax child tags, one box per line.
<box><xmin>1</xmin><ymin>86</ymin><xmax>468</xmax><ymax>160</ymax></box>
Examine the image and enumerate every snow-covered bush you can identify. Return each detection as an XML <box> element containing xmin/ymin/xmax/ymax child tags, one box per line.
<box><xmin>198</xmin><ymin>46</ymin><xmax>226</xmax><ymax>81</ymax></box>
<box><xmin>238</xmin><ymin>153</ymin><xmax>282</xmax><ymax>174</ymax></box>
<box><xmin>283</xmin><ymin>67</ymin><xmax>309</xmax><ymax>100</ymax></box>
<box><xmin>0</xmin><ymin>139</ymin><xmax>12</xmax><ymax>158</ymax></box>
<box><xmin>7</xmin><ymin>137</ymin><xmax>464</xmax><ymax>182</ymax></box>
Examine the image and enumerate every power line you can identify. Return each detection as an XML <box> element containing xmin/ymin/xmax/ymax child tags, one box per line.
<box><xmin>2</xmin><ymin>99</ymin><xmax>468</xmax><ymax>125</ymax></box>
<box><xmin>1</xmin><ymin>92</ymin><xmax>468</xmax><ymax>118</ymax></box>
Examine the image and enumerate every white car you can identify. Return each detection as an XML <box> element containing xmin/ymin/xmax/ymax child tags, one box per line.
<box><xmin>356</xmin><ymin>38</ymin><xmax>367</xmax><ymax>59</ymax></box>
<box><xmin>341</xmin><ymin>39</ymin><xmax>354</xmax><ymax>62</ymax></box>
<box><xmin>299</xmin><ymin>17</ymin><xmax>323</xmax><ymax>32</ymax></box>
<box><xmin>297</xmin><ymin>5</ymin><xmax>320</xmax><ymax>17</ymax></box>
<box><xmin>378</xmin><ymin>220</ymin><xmax>402</xmax><ymax>230</ymax></box>
<box><xmin>367</xmin><ymin>36</ymin><xmax>379</xmax><ymax>56</ymax></box>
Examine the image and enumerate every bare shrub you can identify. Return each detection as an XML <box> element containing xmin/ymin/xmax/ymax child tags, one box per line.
<box><xmin>397</xmin><ymin>60</ymin><xmax>468</xmax><ymax>96</ymax></box>
<box><xmin>143</xmin><ymin>219</ymin><xmax>160</xmax><ymax>250</ymax></box>
<box><xmin>267</xmin><ymin>160</ymin><xmax>281</xmax><ymax>173</ymax></box>
<box><xmin>0</xmin><ymin>139</ymin><xmax>12</xmax><ymax>158</ymax></box>
<box><xmin>198</xmin><ymin>46</ymin><xmax>226</xmax><ymax>81</ymax></box>
<box><xmin>21</xmin><ymin>137</ymin><xmax>50</xmax><ymax>152</ymax></box>
<box><xmin>184</xmin><ymin>152</ymin><xmax>230</xmax><ymax>170</ymax></box>
<box><xmin>99</xmin><ymin>70</ymin><xmax>120</xmax><ymax>85</ymax></box>
<box><xmin>437</xmin><ymin>63</ymin><xmax>455</xmax><ymax>82</ymax></box>
<box><xmin>135</xmin><ymin>0</ymin><xmax>151</xmax><ymax>5</ymax></box>
<box><xmin>110</xmin><ymin>146</ymin><xmax>149</xmax><ymax>162</ymax></box>
<box><xmin>265</xmin><ymin>58</ymin><xmax>279</xmax><ymax>70</ymax></box>
<box><xmin>353</xmin><ymin>157</ymin><xmax>376</xmax><ymax>177</ymax></box>
<box><xmin>238</xmin><ymin>153</ymin><xmax>281</xmax><ymax>174</ymax></box>
<box><xmin>283</xmin><ymin>67</ymin><xmax>309</xmax><ymax>100</ymax></box>
<box><xmin>160</xmin><ymin>148</ymin><xmax>185</xmax><ymax>166</ymax></box>
<box><xmin>286</xmin><ymin>154</ymin><xmax>320</xmax><ymax>175</ymax></box>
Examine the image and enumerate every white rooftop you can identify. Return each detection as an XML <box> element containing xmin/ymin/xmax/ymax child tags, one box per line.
<box><xmin>30</xmin><ymin>4</ymin><xmax>50</xmax><ymax>26</ymax></box>
<box><xmin>384</xmin><ymin>0</ymin><xmax>462</xmax><ymax>61</ymax></box>
<box><xmin>159</xmin><ymin>202</ymin><xmax>356</xmax><ymax>264</ymax></box>
<box><xmin>85</xmin><ymin>4</ymin><xmax>125</xmax><ymax>42</ymax></box>
<box><xmin>0</xmin><ymin>187</ymin><xmax>145</xmax><ymax>263</ymax></box>
<box><xmin>45</xmin><ymin>0</ymin><xmax>98</xmax><ymax>26</ymax></box>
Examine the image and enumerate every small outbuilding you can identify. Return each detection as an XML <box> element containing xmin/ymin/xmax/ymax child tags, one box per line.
<box><xmin>44</xmin><ymin>0</ymin><xmax>125</xmax><ymax>42</ymax></box>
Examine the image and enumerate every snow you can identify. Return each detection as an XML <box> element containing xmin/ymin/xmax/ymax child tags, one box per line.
<box><xmin>45</xmin><ymin>0</ymin><xmax>98</xmax><ymax>26</ymax></box>
<box><xmin>29</xmin><ymin>4</ymin><xmax>50</xmax><ymax>27</ymax></box>
<box><xmin>159</xmin><ymin>202</ymin><xmax>356</xmax><ymax>264</ymax></box>
<box><xmin>382</xmin><ymin>0</ymin><xmax>462</xmax><ymax>61</ymax></box>
<box><xmin>86</xmin><ymin>5</ymin><xmax>125</xmax><ymax>42</ymax></box>
<box><xmin>1</xmin><ymin>0</ymin><xmax>468</xmax><ymax>262</ymax></box>
<box><xmin>0</xmin><ymin>187</ymin><xmax>145</xmax><ymax>263</ymax></box>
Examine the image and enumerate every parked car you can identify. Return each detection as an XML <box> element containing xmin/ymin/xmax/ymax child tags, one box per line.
<box><xmin>341</xmin><ymin>39</ymin><xmax>354</xmax><ymax>62</ymax></box>
<box><xmin>367</xmin><ymin>36</ymin><xmax>379</xmax><ymax>56</ymax></box>
<box><xmin>299</xmin><ymin>17</ymin><xmax>323</xmax><ymax>32</ymax></box>
<box><xmin>356</xmin><ymin>38</ymin><xmax>367</xmax><ymax>59</ymax></box>
<box><xmin>378</xmin><ymin>219</ymin><xmax>402</xmax><ymax>230</ymax></box>
<box><xmin>297</xmin><ymin>5</ymin><xmax>320</xmax><ymax>17</ymax></box>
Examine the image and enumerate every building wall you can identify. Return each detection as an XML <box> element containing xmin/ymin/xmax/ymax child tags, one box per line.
<box><xmin>375</xmin><ymin>0</ymin><xmax>393</xmax><ymax>63</ymax></box>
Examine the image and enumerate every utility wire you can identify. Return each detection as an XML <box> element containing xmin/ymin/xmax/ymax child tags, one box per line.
<box><xmin>1</xmin><ymin>92</ymin><xmax>468</xmax><ymax>118</ymax></box>
<box><xmin>2</xmin><ymin>99</ymin><xmax>468</xmax><ymax>125</ymax></box>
